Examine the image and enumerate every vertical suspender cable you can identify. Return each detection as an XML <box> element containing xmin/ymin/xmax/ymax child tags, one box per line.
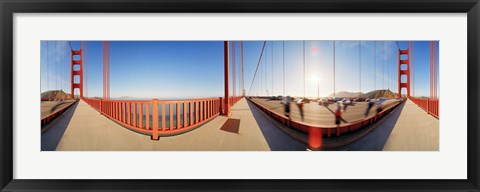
<box><xmin>63</xmin><ymin>42</ymin><xmax>65</xmax><ymax>92</ymax></box>
<box><xmin>303</xmin><ymin>41</ymin><xmax>306</xmax><ymax>98</ymax></box>
<box><xmin>264</xmin><ymin>41</ymin><xmax>267</xmax><ymax>96</ymax></box>
<box><xmin>382</xmin><ymin>41</ymin><xmax>384</xmax><ymax>90</ymax></box>
<box><xmin>69</xmin><ymin>43</ymin><xmax>71</xmax><ymax>95</ymax></box>
<box><xmin>84</xmin><ymin>41</ymin><xmax>86</xmax><ymax>97</ymax></box>
<box><xmin>60</xmin><ymin>42</ymin><xmax>63</xmax><ymax>92</ymax></box>
<box><xmin>272</xmin><ymin>41</ymin><xmax>274</xmax><ymax>96</ymax></box>
<box><xmin>283</xmin><ymin>41</ymin><xmax>285</xmax><ymax>96</ymax></box>
<box><xmin>103</xmin><ymin>41</ymin><xmax>108</xmax><ymax>99</ymax></box>
<box><xmin>409</xmin><ymin>41</ymin><xmax>415</xmax><ymax>97</ymax></box>
<box><xmin>64</xmin><ymin>42</ymin><xmax>67</xmax><ymax>92</ymax></box>
<box><xmin>230</xmin><ymin>41</ymin><xmax>236</xmax><ymax>100</ymax></box>
<box><xmin>65</xmin><ymin>42</ymin><xmax>68</xmax><ymax>92</ymax></box>
<box><xmin>374</xmin><ymin>41</ymin><xmax>376</xmax><ymax>91</ymax></box>
<box><xmin>359</xmin><ymin>41</ymin><xmax>361</xmax><ymax>97</ymax></box>
<box><xmin>106</xmin><ymin>42</ymin><xmax>108</xmax><ymax>99</ymax></box>
<box><xmin>55</xmin><ymin>41</ymin><xmax>58</xmax><ymax>90</ymax></box>
<box><xmin>43</xmin><ymin>42</ymin><xmax>46</xmax><ymax>92</ymax></box>
<box><xmin>66</xmin><ymin>42</ymin><xmax>68</xmax><ymax>92</ymax></box>
<box><xmin>108</xmin><ymin>42</ymin><xmax>110</xmax><ymax>99</ymax></box>
<box><xmin>333</xmin><ymin>41</ymin><xmax>336</xmax><ymax>97</ymax></box>
<box><xmin>103</xmin><ymin>42</ymin><xmax>105</xmax><ymax>99</ymax></box>
<box><xmin>61</xmin><ymin>42</ymin><xmax>63</xmax><ymax>92</ymax></box>
<box><xmin>64</xmin><ymin>41</ymin><xmax>70</xmax><ymax>93</ymax></box>
<box><xmin>388</xmin><ymin>42</ymin><xmax>390</xmax><ymax>91</ymax></box>
<box><xmin>434</xmin><ymin>42</ymin><xmax>437</xmax><ymax>99</ymax></box>
<box><xmin>429</xmin><ymin>41</ymin><xmax>433</xmax><ymax>98</ymax></box>
<box><xmin>47</xmin><ymin>41</ymin><xmax>49</xmax><ymax>91</ymax></box>
<box><xmin>264</xmin><ymin>42</ymin><xmax>267</xmax><ymax>95</ymax></box>
<box><xmin>241</xmin><ymin>41</ymin><xmax>244</xmax><ymax>96</ymax></box>
<box><xmin>433</xmin><ymin>41</ymin><xmax>435</xmax><ymax>99</ymax></box>
<box><xmin>235</xmin><ymin>41</ymin><xmax>237</xmax><ymax>99</ymax></box>
<box><xmin>432</xmin><ymin>42</ymin><xmax>434</xmax><ymax>99</ymax></box>
<box><xmin>81</xmin><ymin>41</ymin><xmax>84</xmax><ymax>95</ymax></box>
<box><xmin>410</xmin><ymin>41</ymin><xmax>412</xmax><ymax>96</ymax></box>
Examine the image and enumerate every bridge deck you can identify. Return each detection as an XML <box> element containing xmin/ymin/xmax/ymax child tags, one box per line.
<box><xmin>42</xmin><ymin>98</ymin><xmax>437</xmax><ymax>151</ymax></box>
<box><xmin>43</xmin><ymin>98</ymin><xmax>305</xmax><ymax>151</ymax></box>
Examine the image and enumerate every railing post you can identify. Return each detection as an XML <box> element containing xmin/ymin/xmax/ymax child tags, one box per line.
<box><xmin>99</xmin><ymin>99</ymin><xmax>103</xmax><ymax>115</ymax></box>
<box><xmin>427</xmin><ymin>98</ymin><xmax>430</xmax><ymax>114</ymax></box>
<box><xmin>176</xmin><ymin>102</ymin><xmax>180</xmax><ymax>129</ymax></box>
<box><xmin>219</xmin><ymin>97</ymin><xmax>223</xmax><ymax>115</ymax></box>
<box><xmin>169</xmin><ymin>103</ymin><xmax>173</xmax><ymax>129</ymax></box>
<box><xmin>309</xmin><ymin>128</ymin><xmax>323</xmax><ymax>150</ymax></box>
<box><xmin>152</xmin><ymin>99</ymin><xmax>159</xmax><ymax>140</ymax></box>
<box><xmin>183</xmin><ymin>102</ymin><xmax>187</xmax><ymax>127</ymax></box>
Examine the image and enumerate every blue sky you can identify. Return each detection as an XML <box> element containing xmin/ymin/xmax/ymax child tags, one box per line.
<box><xmin>40</xmin><ymin>41</ymin><xmax>439</xmax><ymax>99</ymax></box>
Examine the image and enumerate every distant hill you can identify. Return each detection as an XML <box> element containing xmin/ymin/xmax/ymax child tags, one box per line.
<box><xmin>362</xmin><ymin>89</ymin><xmax>397</xmax><ymax>99</ymax></box>
<box><xmin>116</xmin><ymin>96</ymin><xmax>137</xmax><ymax>100</ymax></box>
<box><xmin>328</xmin><ymin>91</ymin><xmax>363</xmax><ymax>98</ymax></box>
<box><xmin>41</xmin><ymin>90</ymin><xmax>72</xmax><ymax>100</ymax></box>
<box><xmin>328</xmin><ymin>89</ymin><xmax>397</xmax><ymax>99</ymax></box>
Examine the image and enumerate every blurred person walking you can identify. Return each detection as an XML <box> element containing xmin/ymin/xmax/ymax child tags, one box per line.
<box><xmin>365</xmin><ymin>99</ymin><xmax>375</xmax><ymax>117</ymax></box>
<box><xmin>335</xmin><ymin>102</ymin><xmax>347</xmax><ymax>126</ymax></box>
<box><xmin>282</xmin><ymin>96</ymin><xmax>291</xmax><ymax>119</ymax></box>
<box><xmin>296</xmin><ymin>98</ymin><xmax>305</xmax><ymax>121</ymax></box>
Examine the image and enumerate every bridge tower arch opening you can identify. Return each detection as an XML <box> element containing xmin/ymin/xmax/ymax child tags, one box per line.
<box><xmin>397</xmin><ymin>48</ymin><xmax>410</xmax><ymax>98</ymax></box>
<box><xmin>71</xmin><ymin>49</ymin><xmax>83</xmax><ymax>98</ymax></box>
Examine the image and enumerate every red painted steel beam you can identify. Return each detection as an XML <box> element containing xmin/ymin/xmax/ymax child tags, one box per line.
<box><xmin>223</xmin><ymin>41</ymin><xmax>230</xmax><ymax>116</ymax></box>
<box><xmin>70</xmin><ymin>46</ymin><xmax>83</xmax><ymax>98</ymax></box>
<box><xmin>233</xmin><ymin>41</ymin><xmax>236</xmax><ymax>100</ymax></box>
<box><xmin>241</xmin><ymin>41</ymin><xmax>244</xmax><ymax>96</ymax></box>
<box><xmin>397</xmin><ymin>45</ymin><xmax>410</xmax><ymax>98</ymax></box>
<box><xmin>102</xmin><ymin>41</ymin><xmax>111</xmax><ymax>100</ymax></box>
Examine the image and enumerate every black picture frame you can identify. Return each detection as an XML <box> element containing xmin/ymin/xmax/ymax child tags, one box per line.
<box><xmin>1</xmin><ymin>0</ymin><xmax>479</xmax><ymax>191</ymax></box>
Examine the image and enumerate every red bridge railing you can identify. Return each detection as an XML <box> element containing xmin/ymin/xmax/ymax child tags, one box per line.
<box><xmin>41</xmin><ymin>100</ymin><xmax>78</xmax><ymax>127</ymax></box>
<box><xmin>82</xmin><ymin>97</ymin><xmax>222</xmax><ymax>140</ymax></box>
<box><xmin>409</xmin><ymin>97</ymin><xmax>439</xmax><ymax>119</ymax></box>
<box><xmin>248</xmin><ymin>98</ymin><xmax>405</xmax><ymax>149</ymax></box>
<box><xmin>230</xmin><ymin>96</ymin><xmax>242</xmax><ymax>107</ymax></box>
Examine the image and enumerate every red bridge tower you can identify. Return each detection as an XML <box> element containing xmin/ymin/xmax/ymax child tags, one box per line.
<box><xmin>398</xmin><ymin>48</ymin><xmax>410</xmax><ymax>98</ymax></box>
<box><xmin>71</xmin><ymin>49</ymin><xmax>83</xmax><ymax>98</ymax></box>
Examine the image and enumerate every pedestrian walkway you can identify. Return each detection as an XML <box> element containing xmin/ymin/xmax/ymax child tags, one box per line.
<box><xmin>246</xmin><ymin>101</ymin><xmax>307</xmax><ymax>151</ymax></box>
<box><xmin>48</xmin><ymin>98</ymin><xmax>274</xmax><ymax>151</ymax></box>
<box><xmin>382</xmin><ymin>99</ymin><xmax>439</xmax><ymax>151</ymax></box>
<box><xmin>326</xmin><ymin>99</ymin><xmax>439</xmax><ymax>151</ymax></box>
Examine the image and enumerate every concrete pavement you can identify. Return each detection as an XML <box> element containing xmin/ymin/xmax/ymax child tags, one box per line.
<box><xmin>382</xmin><ymin>99</ymin><xmax>439</xmax><ymax>151</ymax></box>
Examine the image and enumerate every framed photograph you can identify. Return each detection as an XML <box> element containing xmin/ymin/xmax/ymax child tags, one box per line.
<box><xmin>1</xmin><ymin>0</ymin><xmax>479</xmax><ymax>191</ymax></box>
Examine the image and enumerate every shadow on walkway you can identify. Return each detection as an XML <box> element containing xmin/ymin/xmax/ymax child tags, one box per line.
<box><xmin>334</xmin><ymin>101</ymin><xmax>406</xmax><ymax>151</ymax></box>
<box><xmin>247</xmin><ymin>100</ymin><xmax>307</xmax><ymax>151</ymax></box>
<box><xmin>41</xmin><ymin>101</ymin><xmax>79</xmax><ymax>151</ymax></box>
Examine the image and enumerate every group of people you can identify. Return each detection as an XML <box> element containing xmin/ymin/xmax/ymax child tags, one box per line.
<box><xmin>281</xmin><ymin>96</ymin><xmax>305</xmax><ymax>121</ymax></box>
<box><xmin>281</xmin><ymin>96</ymin><xmax>385</xmax><ymax>126</ymax></box>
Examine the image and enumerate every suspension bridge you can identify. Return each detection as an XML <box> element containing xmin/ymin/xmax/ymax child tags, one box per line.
<box><xmin>40</xmin><ymin>41</ymin><xmax>439</xmax><ymax>151</ymax></box>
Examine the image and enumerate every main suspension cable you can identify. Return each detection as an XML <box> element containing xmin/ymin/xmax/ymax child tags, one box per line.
<box><xmin>248</xmin><ymin>41</ymin><xmax>267</xmax><ymax>96</ymax></box>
